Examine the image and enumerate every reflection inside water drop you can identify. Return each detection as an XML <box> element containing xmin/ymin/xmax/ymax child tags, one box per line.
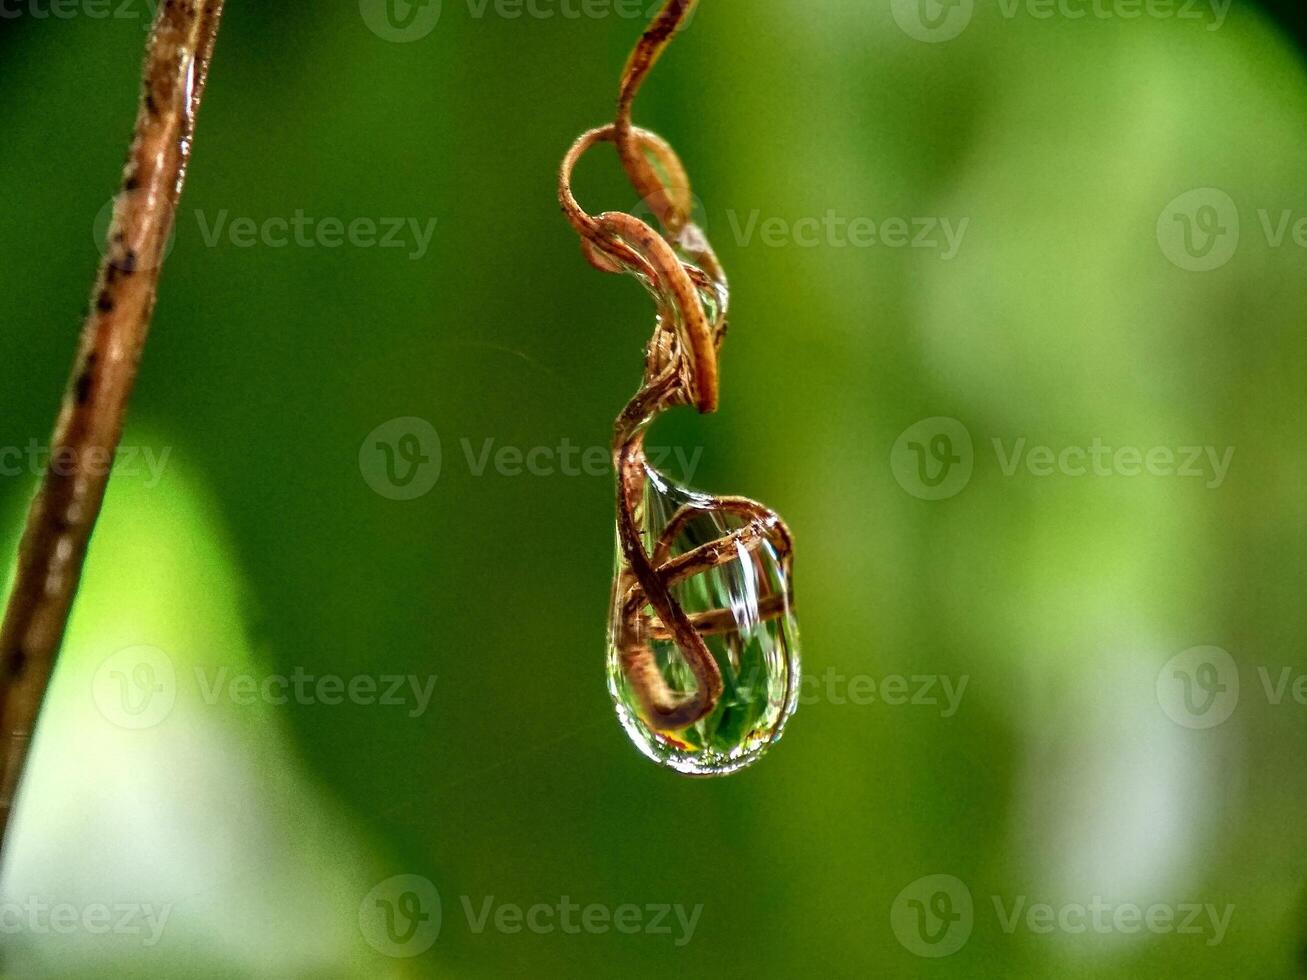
<box><xmin>606</xmin><ymin>465</ymin><xmax>800</xmax><ymax>776</ymax></box>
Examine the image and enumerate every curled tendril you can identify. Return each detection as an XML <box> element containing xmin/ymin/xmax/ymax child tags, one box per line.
<box><xmin>559</xmin><ymin>123</ymin><xmax>723</xmax><ymax>414</ymax></box>
<box><xmin>559</xmin><ymin>0</ymin><xmax>793</xmax><ymax>732</ymax></box>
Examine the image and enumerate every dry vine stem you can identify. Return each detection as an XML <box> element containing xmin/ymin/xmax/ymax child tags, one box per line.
<box><xmin>560</xmin><ymin>0</ymin><xmax>793</xmax><ymax>732</ymax></box>
<box><xmin>0</xmin><ymin>0</ymin><xmax>226</xmax><ymax>852</ymax></box>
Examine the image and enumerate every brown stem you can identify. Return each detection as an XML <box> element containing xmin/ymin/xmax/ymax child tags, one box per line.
<box><xmin>645</xmin><ymin>595</ymin><xmax>789</xmax><ymax>641</ymax></box>
<box><xmin>610</xmin><ymin>370</ymin><xmax>723</xmax><ymax>729</ymax></box>
<box><xmin>0</xmin><ymin>0</ymin><xmax>226</xmax><ymax>853</ymax></box>
<box><xmin>622</xmin><ymin>516</ymin><xmax>784</xmax><ymax>624</ymax></box>
<box><xmin>616</xmin><ymin>0</ymin><xmax>699</xmax><ymax>233</ymax></box>
<box><xmin>651</xmin><ymin>498</ymin><xmax>795</xmax><ymax>569</ymax></box>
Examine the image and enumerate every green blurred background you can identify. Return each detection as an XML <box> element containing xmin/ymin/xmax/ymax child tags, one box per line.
<box><xmin>3</xmin><ymin>0</ymin><xmax>1307</xmax><ymax>975</ymax></box>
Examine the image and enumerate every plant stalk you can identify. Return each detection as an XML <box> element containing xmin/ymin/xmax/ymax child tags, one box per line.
<box><xmin>0</xmin><ymin>0</ymin><xmax>227</xmax><ymax>857</ymax></box>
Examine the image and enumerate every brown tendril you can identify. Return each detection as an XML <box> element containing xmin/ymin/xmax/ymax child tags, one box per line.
<box><xmin>559</xmin><ymin>0</ymin><xmax>793</xmax><ymax>733</ymax></box>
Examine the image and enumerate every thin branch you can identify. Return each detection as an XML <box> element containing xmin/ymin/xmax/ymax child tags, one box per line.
<box><xmin>0</xmin><ymin>0</ymin><xmax>227</xmax><ymax>853</ymax></box>
<box><xmin>615</xmin><ymin>0</ymin><xmax>698</xmax><ymax>234</ymax></box>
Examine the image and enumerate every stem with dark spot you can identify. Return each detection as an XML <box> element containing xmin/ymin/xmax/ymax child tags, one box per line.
<box><xmin>0</xmin><ymin>0</ymin><xmax>226</xmax><ymax>857</ymax></box>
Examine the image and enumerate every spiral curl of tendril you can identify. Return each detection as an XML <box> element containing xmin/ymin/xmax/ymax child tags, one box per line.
<box><xmin>559</xmin><ymin>0</ymin><xmax>794</xmax><ymax>732</ymax></box>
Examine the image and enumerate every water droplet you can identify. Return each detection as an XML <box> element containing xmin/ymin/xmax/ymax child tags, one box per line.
<box><xmin>607</xmin><ymin>464</ymin><xmax>800</xmax><ymax>776</ymax></box>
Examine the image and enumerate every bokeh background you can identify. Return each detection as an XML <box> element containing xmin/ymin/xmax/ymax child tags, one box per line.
<box><xmin>3</xmin><ymin>0</ymin><xmax>1307</xmax><ymax>975</ymax></box>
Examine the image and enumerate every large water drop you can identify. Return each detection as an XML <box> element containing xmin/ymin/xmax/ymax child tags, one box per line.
<box><xmin>607</xmin><ymin>464</ymin><xmax>800</xmax><ymax>776</ymax></box>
